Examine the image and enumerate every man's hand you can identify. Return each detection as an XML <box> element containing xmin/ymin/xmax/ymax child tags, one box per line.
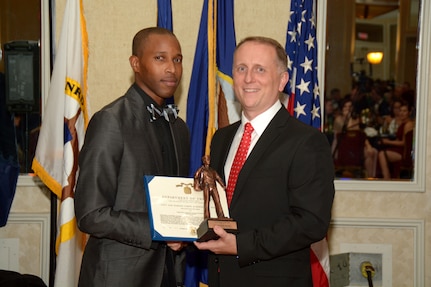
<box><xmin>193</xmin><ymin>225</ymin><xmax>237</xmax><ymax>255</ymax></box>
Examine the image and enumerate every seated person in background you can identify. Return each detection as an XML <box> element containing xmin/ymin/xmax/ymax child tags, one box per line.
<box><xmin>400</xmin><ymin>88</ymin><xmax>416</xmax><ymax>118</ymax></box>
<box><xmin>381</xmin><ymin>97</ymin><xmax>402</xmax><ymax>136</ymax></box>
<box><xmin>324</xmin><ymin>98</ymin><xmax>336</xmax><ymax>129</ymax></box>
<box><xmin>370</xmin><ymin>85</ymin><xmax>390</xmax><ymax>127</ymax></box>
<box><xmin>332</xmin><ymin>99</ymin><xmax>360</xmax><ymax>138</ymax></box>
<box><xmin>323</xmin><ymin>99</ymin><xmax>337</xmax><ymax>145</ymax></box>
<box><xmin>378</xmin><ymin>101</ymin><xmax>414</xmax><ymax>179</ymax></box>
<box><xmin>350</xmin><ymin>84</ymin><xmax>370</xmax><ymax>118</ymax></box>
<box><xmin>329</xmin><ymin>87</ymin><xmax>342</xmax><ymax>111</ymax></box>
<box><xmin>332</xmin><ymin>98</ymin><xmax>378</xmax><ymax>177</ymax></box>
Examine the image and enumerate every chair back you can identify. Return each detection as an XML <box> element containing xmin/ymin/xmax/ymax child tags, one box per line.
<box><xmin>390</xmin><ymin>129</ymin><xmax>414</xmax><ymax>178</ymax></box>
<box><xmin>402</xmin><ymin>130</ymin><xmax>414</xmax><ymax>166</ymax></box>
<box><xmin>334</xmin><ymin>130</ymin><xmax>366</xmax><ymax>167</ymax></box>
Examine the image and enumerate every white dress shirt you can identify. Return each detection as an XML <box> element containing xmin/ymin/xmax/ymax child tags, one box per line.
<box><xmin>224</xmin><ymin>100</ymin><xmax>282</xmax><ymax>180</ymax></box>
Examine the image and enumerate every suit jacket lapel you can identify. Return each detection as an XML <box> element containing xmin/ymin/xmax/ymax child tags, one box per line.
<box><xmin>126</xmin><ymin>86</ymin><xmax>165</xmax><ymax>173</ymax></box>
<box><xmin>230</xmin><ymin>107</ymin><xmax>289</xmax><ymax>208</ymax></box>
<box><xmin>218</xmin><ymin>122</ymin><xmax>241</xmax><ymax>181</ymax></box>
<box><xmin>169</xmin><ymin>120</ymin><xmax>188</xmax><ymax>176</ymax></box>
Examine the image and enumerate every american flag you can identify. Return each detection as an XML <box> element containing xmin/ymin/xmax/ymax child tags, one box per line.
<box><xmin>285</xmin><ymin>0</ymin><xmax>321</xmax><ymax>130</ymax></box>
<box><xmin>285</xmin><ymin>1</ymin><xmax>329</xmax><ymax>287</ymax></box>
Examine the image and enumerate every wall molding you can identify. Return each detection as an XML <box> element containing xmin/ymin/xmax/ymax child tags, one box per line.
<box><xmin>330</xmin><ymin>217</ymin><xmax>425</xmax><ymax>287</ymax></box>
<box><xmin>5</xmin><ymin>213</ymin><xmax>50</xmax><ymax>285</ymax></box>
<box><xmin>16</xmin><ymin>175</ymin><xmax>43</xmax><ymax>187</ymax></box>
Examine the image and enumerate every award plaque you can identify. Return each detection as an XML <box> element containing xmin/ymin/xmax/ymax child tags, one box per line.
<box><xmin>196</xmin><ymin>217</ymin><xmax>238</xmax><ymax>242</ymax></box>
<box><xmin>143</xmin><ymin>175</ymin><xmax>230</xmax><ymax>241</ymax></box>
<box><xmin>193</xmin><ymin>155</ymin><xmax>238</xmax><ymax>242</ymax></box>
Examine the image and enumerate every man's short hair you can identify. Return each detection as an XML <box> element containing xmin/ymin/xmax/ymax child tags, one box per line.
<box><xmin>235</xmin><ymin>36</ymin><xmax>287</xmax><ymax>71</ymax></box>
<box><xmin>132</xmin><ymin>27</ymin><xmax>176</xmax><ymax>56</ymax></box>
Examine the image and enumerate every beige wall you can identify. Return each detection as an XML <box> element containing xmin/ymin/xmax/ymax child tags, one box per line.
<box><xmin>63</xmin><ymin>1</ymin><xmax>431</xmax><ymax>285</ymax></box>
<box><xmin>55</xmin><ymin>0</ymin><xmax>291</xmax><ymax>115</ymax></box>
<box><xmin>2</xmin><ymin>0</ymin><xmax>430</xmax><ymax>286</ymax></box>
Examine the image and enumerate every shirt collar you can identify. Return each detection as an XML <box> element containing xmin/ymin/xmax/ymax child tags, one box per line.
<box><xmin>241</xmin><ymin>100</ymin><xmax>282</xmax><ymax>136</ymax></box>
<box><xmin>133</xmin><ymin>83</ymin><xmax>164</xmax><ymax>109</ymax></box>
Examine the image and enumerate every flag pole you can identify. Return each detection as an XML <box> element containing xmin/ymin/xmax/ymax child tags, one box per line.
<box><xmin>49</xmin><ymin>194</ymin><xmax>57</xmax><ymax>287</ymax></box>
<box><xmin>48</xmin><ymin>1</ymin><xmax>57</xmax><ymax>286</ymax></box>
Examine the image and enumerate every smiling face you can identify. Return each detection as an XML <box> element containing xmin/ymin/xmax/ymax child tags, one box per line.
<box><xmin>129</xmin><ymin>33</ymin><xmax>183</xmax><ymax>105</ymax></box>
<box><xmin>341</xmin><ymin>100</ymin><xmax>353</xmax><ymax>117</ymax></box>
<box><xmin>392</xmin><ymin>100</ymin><xmax>402</xmax><ymax>118</ymax></box>
<box><xmin>232</xmin><ymin>41</ymin><xmax>288</xmax><ymax>120</ymax></box>
<box><xmin>398</xmin><ymin>104</ymin><xmax>411</xmax><ymax>121</ymax></box>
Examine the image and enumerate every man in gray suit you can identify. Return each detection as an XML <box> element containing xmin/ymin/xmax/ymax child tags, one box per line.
<box><xmin>194</xmin><ymin>36</ymin><xmax>335</xmax><ymax>286</ymax></box>
<box><xmin>75</xmin><ymin>27</ymin><xmax>190</xmax><ymax>287</ymax></box>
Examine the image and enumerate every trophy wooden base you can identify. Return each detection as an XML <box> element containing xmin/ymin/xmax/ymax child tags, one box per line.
<box><xmin>196</xmin><ymin>218</ymin><xmax>238</xmax><ymax>242</ymax></box>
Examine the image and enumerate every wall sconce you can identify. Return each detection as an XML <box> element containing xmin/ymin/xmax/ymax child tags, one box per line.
<box><xmin>367</xmin><ymin>52</ymin><xmax>383</xmax><ymax>64</ymax></box>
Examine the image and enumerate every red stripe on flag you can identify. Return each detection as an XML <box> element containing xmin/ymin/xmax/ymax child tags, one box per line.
<box><xmin>310</xmin><ymin>247</ymin><xmax>329</xmax><ymax>287</ymax></box>
<box><xmin>287</xmin><ymin>92</ymin><xmax>295</xmax><ymax>116</ymax></box>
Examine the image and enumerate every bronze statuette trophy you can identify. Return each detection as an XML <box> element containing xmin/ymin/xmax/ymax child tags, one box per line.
<box><xmin>193</xmin><ymin>155</ymin><xmax>238</xmax><ymax>242</ymax></box>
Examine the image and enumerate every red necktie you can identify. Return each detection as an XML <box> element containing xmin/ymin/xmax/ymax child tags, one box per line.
<box><xmin>226</xmin><ymin>123</ymin><xmax>254</xmax><ymax>206</ymax></box>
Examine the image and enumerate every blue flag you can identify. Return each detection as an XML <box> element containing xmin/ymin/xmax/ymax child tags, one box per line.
<box><xmin>157</xmin><ymin>0</ymin><xmax>173</xmax><ymax>31</ymax></box>
<box><xmin>215</xmin><ymin>0</ymin><xmax>240</xmax><ymax>129</ymax></box>
<box><xmin>185</xmin><ymin>0</ymin><xmax>237</xmax><ymax>286</ymax></box>
<box><xmin>186</xmin><ymin>0</ymin><xmax>210</xmax><ymax>178</ymax></box>
<box><xmin>0</xmin><ymin>72</ymin><xmax>19</xmax><ymax>227</ymax></box>
<box><xmin>186</xmin><ymin>0</ymin><xmax>238</xmax><ymax>177</ymax></box>
<box><xmin>157</xmin><ymin>0</ymin><xmax>175</xmax><ymax>105</ymax></box>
